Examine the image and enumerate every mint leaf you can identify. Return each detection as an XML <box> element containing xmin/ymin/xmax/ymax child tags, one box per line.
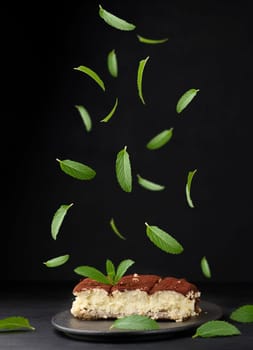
<box><xmin>137</xmin><ymin>174</ymin><xmax>165</xmax><ymax>191</ymax></box>
<box><xmin>230</xmin><ymin>305</ymin><xmax>253</xmax><ymax>323</ymax></box>
<box><xmin>74</xmin><ymin>259</ymin><xmax>134</xmax><ymax>285</ymax></box>
<box><xmin>146</xmin><ymin>128</ymin><xmax>173</xmax><ymax>150</ymax></box>
<box><xmin>137</xmin><ymin>34</ymin><xmax>168</xmax><ymax>44</ymax></box>
<box><xmin>192</xmin><ymin>320</ymin><xmax>241</xmax><ymax>338</ymax></box>
<box><xmin>56</xmin><ymin>159</ymin><xmax>96</xmax><ymax>180</ymax></box>
<box><xmin>107</xmin><ymin>49</ymin><xmax>118</xmax><ymax>77</ymax></box>
<box><xmin>74</xmin><ymin>266</ymin><xmax>111</xmax><ymax>285</ymax></box>
<box><xmin>115</xmin><ymin>259</ymin><xmax>135</xmax><ymax>283</ymax></box>
<box><xmin>110</xmin><ymin>218</ymin><xmax>126</xmax><ymax>240</ymax></box>
<box><xmin>100</xmin><ymin>97</ymin><xmax>118</xmax><ymax>123</ymax></box>
<box><xmin>51</xmin><ymin>203</ymin><xmax>73</xmax><ymax>240</ymax></box>
<box><xmin>176</xmin><ymin>88</ymin><xmax>199</xmax><ymax>114</ymax></box>
<box><xmin>74</xmin><ymin>65</ymin><xmax>105</xmax><ymax>91</ymax></box>
<box><xmin>201</xmin><ymin>256</ymin><xmax>211</xmax><ymax>278</ymax></box>
<box><xmin>115</xmin><ymin>146</ymin><xmax>132</xmax><ymax>192</ymax></box>
<box><xmin>145</xmin><ymin>223</ymin><xmax>184</xmax><ymax>254</ymax></box>
<box><xmin>75</xmin><ymin>105</ymin><xmax>92</xmax><ymax>132</ymax></box>
<box><xmin>0</xmin><ymin>316</ymin><xmax>35</xmax><ymax>332</ymax></box>
<box><xmin>186</xmin><ymin>169</ymin><xmax>197</xmax><ymax>208</ymax></box>
<box><xmin>99</xmin><ymin>4</ymin><xmax>136</xmax><ymax>31</ymax></box>
<box><xmin>43</xmin><ymin>254</ymin><xmax>70</xmax><ymax>268</ymax></box>
<box><xmin>111</xmin><ymin>315</ymin><xmax>159</xmax><ymax>330</ymax></box>
<box><xmin>137</xmin><ymin>56</ymin><xmax>149</xmax><ymax>104</ymax></box>
<box><xmin>106</xmin><ymin>259</ymin><xmax>116</xmax><ymax>283</ymax></box>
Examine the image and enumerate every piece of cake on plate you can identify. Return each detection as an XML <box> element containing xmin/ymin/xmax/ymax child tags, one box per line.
<box><xmin>71</xmin><ymin>273</ymin><xmax>201</xmax><ymax>322</ymax></box>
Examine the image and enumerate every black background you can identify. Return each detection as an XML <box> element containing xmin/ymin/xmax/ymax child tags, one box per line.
<box><xmin>3</xmin><ymin>0</ymin><xmax>253</xmax><ymax>282</ymax></box>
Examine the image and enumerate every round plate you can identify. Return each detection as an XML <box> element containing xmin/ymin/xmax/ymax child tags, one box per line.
<box><xmin>51</xmin><ymin>300</ymin><xmax>223</xmax><ymax>342</ymax></box>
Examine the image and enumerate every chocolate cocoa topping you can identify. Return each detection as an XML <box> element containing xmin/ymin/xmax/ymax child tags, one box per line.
<box><xmin>73</xmin><ymin>274</ymin><xmax>199</xmax><ymax>296</ymax></box>
<box><xmin>111</xmin><ymin>274</ymin><xmax>161</xmax><ymax>293</ymax></box>
<box><xmin>150</xmin><ymin>277</ymin><xmax>199</xmax><ymax>296</ymax></box>
<box><xmin>73</xmin><ymin>278</ymin><xmax>111</xmax><ymax>293</ymax></box>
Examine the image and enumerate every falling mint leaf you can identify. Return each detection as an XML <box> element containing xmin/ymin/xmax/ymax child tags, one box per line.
<box><xmin>56</xmin><ymin>159</ymin><xmax>96</xmax><ymax>180</ymax></box>
<box><xmin>43</xmin><ymin>254</ymin><xmax>70</xmax><ymax>268</ymax></box>
<box><xmin>51</xmin><ymin>203</ymin><xmax>73</xmax><ymax>240</ymax></box>
<box><xmin>186</xmin><ymin>169</ymin><xmax>197</xmax><ymax>208</ymax></box>
<box><xmin>137</xmin><ymin>56</ymin><xmax>149</xmax><ymax>104</ymax></box>
<box><xmin>0</xmin><ymin>316</ymin><xmax>35</xmax><ymax>332</ymax></box>
<box><xmin>114</xmin><ymin>259</ymin><xmax>135</xmax><ymax>283</ymax></box>
<box><xmin>107</xmin><ymin>49</ymin><xmax>118</xmax><ymax>77</ymax></box>
<box><xmin>110</xmin><ymin>218</ymin><xmax>126</xmax><ymax>240</ymax></box>
<box><xmin>115</xmin><ymin>146</ymin><xmax>132</xmax><ymax>192</ymax></box>
<box><xmin>100</xmin><ymin>98</ymin><xmax>119</xmax><ymax>123</ymax></box>
<box><xmin>99</xmin><ymin>4</ymin><xmax>136</xmax><ymax>31</ymax></box>
<box><xmin>176</xmin><ymin>88</ymin><xmax>199</xmax><ymax>114</ymax></box>
<box><xmin>106</xmin><ymin>259</ymin><xmax>116</xmax><ymax>283</ymax></box>
<box><xmin>75</xmin><ymin>105</ymin><xmax>92</xmax><ymax>132</ymax></box>
<box><xmin>230</xmin><ymin>305</ymin><xmax>253</xmax><ymax>323</ymax></box>
<box><xmin>137</xmin><ymin>174</ymin><xmax>165</xmax><ymax>191</ymax></box>
<box><xmin>74</xmin><ymin>266</ymin><xmax>111</xmax><ymax>285</ymax></box>
<box><xmin>74</xmin><ymin>65</ymin><xmax>105</xmax><ymax>91</ymax></box>
<box><xmin>146</xmin><ymin>128</ymin><xmax>173</xmax><ymax>150</ymax></box>
<box><xmin>192</xmin><ymin>320</ymin><xmax>241</xmax><ymax>338</ymax></box>
<box><xmin>145</xmin><ymin>223</ymin><xmax>184</xmax><ymax>254</ymax></box>
<box><xmin>137</xmin><ymin>34</ymin><xmax>168</xmax><ymax>44</ymax></box>
<box><xmin>201</xmin><ymin>256</ymin><xmax>211</xmax><ymax>278</ymax></box>
<box><xmin>111</xmin><ymin>315</ymin><xmax>159</xmax><ymax>330</ymax></box>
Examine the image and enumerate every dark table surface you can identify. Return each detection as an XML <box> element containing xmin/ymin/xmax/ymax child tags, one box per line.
<box><xmin>1</xmin><ymin>281</ymin><xmax>252</xmax><ymax>349</ymax></box>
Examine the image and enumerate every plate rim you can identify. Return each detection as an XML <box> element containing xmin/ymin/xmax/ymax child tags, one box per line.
<box><xmin>51</xmin><ymin>300</ymin><xmax>223</xmax><ymax>340</ymax></box>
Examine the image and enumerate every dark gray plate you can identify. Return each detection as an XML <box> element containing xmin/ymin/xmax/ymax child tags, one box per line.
<box><xmin>51</xmin><ymin>301</ymin><xmax>223</xmax><ymax>342</ymax></box>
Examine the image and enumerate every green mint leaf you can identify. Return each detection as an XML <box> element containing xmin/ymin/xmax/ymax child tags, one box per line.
<box><xmin>43</xmin><ymin>254</ymin><xmax>70</xmax><ymax>268</ymax></box>
<box><xmin>145</xmin><ymin>223</ymin><xmax>184</xmax><ymax>254</ymax></box>
<box><xmin>98</xmin><ymin>4</ymin><xmax>136</xmax><ymax>31</ymax></box>
<box><xmin>110</xmin><ymin>218</ymin><xmax>126</xmax><ymax>240</ymax></box>
<box><xmin>186</xmin><ymin>169</ymin><xmax>197</xmax><ymax>208</ymax></box>
<box><xmin>75</xmin><ymin>105</ymin><xmax>92</xmax><ymax>132</ymax></box>
<box><xmin>115</xmin><ymin>146</ymin><xmax>132</xmax><ymax>192</ymax></box>
<box><xmin>137</xmin><ymin>56</ymin><xmax>149</xmax><ymax>104</ymax></box>
<box><xmin>100</xmin><ymin>97</ymin><xmax>119</xmax><ymax>123</ymax></box>
<box><xmin>176</xmin><ymin>88</ymin><xmax>199</xmax><ymax>114</ymax></box>
<box><xmin>137</xmin><ymin>34</ymin><xmax>168</xmax><ymax>44</ymax></box>
<box><xmin>201</xmin><ymin>256</ymin><xmax>211</xmax><ymax>278</ymax></box>
<box><xmin>230</xmin><ymin>305</ymin><xmax>253</xmax><ymax>323</ymax></box>
<box><xmin>137</xmin><ymin>174</ymin><xmax>165</xmax><ymax>191</ymax></box>
<box><xmin>106</xmin><ymin>259</ymin><xmax>116</xmax><ymax>283</ymax></box>
<box><xmin>51</xmin><ymin>203</ymin><xmax>73</xmax><ymax>240</ymax></box>
<box><xmin>74</xmin><ymin>266</ymin><xmax>111</xmax><ymax>285</ymax></box>
<box><xmin>110</xmin><ymin>315</ymin><xmax>159</xmax><ymax>330</ymax></box>
<box><xmin>73</xmin><ymin>65</ymin><xmax>105</xmax><ymax>91</ymax></box>
<box><xmin>115</xmin><ymin>259</ymin><xmax>135</xmax><ymax>283</ymax></box>
<box><xmin>0</xmin><ymin>316</ymin><xmax>35</xmax><ymax>332</ymax></box>
<box><xmin>146</xmin><ymin>128</ymin><xmax>173</xmax><ymax>150</ymax></box>
<box><xmin>56</xmin><ymin>159</ymin><xmax>96</xmax><ymax>180</ymax></box>
<box><xmin>192</xmin><ymin>320</ymin><xmax>241</xmax><ymax>338</ymax></box>
<box><xmin>107</xmin><ymin>49</ymin><xmax>118</xmax><ymax>77</ymax></box>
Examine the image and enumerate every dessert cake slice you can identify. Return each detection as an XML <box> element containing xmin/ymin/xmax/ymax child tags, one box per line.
<box><xmin>71</xmin><ymin>274</ymin><xmax>201</xmax><ymax>322</ymax></box>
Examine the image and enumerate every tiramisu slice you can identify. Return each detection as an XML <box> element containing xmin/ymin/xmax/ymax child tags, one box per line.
<box><xmin>149</xmin><ymin>277</ymin><xmax>201</xmax><ymax>321</ymax></box>
<box><xmin>71</xmin><ymin>274</ymin><xmax>201</xmax><ymax>322</ymax></box>
<box><xmin>70</xmin><ymin>278</ymin><xmax>112</xmax><ymax>320</ymax></box>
